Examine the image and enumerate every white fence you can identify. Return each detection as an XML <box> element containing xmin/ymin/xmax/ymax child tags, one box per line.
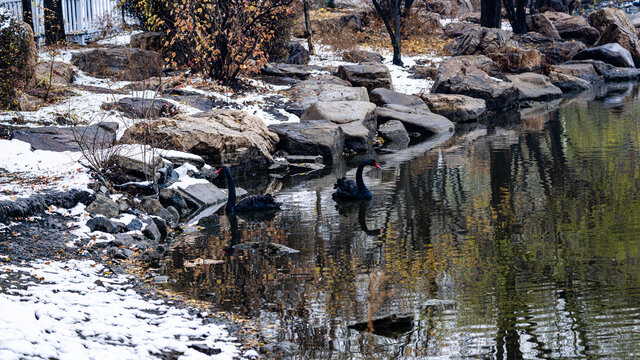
<box><xmin>0</xmin><ymin>0</ymin><xmax>132</xmax><ymax>44</ymax></box>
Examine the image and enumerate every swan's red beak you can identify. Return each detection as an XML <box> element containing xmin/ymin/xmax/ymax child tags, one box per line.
<box><xmin>216</xmin><ymin>168</ymin><xmax>221</xmax><ymax>174</ymax></box>
<box><xmin>374</xmin><ymin>162</ymin><xmax>381</xmax><ymax>169</ymax></box>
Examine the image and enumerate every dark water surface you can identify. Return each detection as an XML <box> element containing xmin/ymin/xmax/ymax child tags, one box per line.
<box><xmin>164</xmin><ymin>83</ymin><xmax>640</xmax><ymax>359</ymax></box>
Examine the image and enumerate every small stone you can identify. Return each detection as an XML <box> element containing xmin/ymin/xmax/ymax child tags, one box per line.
<box><xmin>378</xmin><ymin>120</ymin><xmax>409</xmax><ymax>143</ymax></box>
<box><xmin>126</xmin><ymin>218</ymin><xmax>143</xmax><ymax>231</ymax></box>
<box><xmin>86</xmin><ymin>194</ymin><xmax>119</xmax><ymax>218</ymax></box>
<box><xmin>143</xmin><ymin>220</ymin><xmax>162</xmax><ymax>241</ymax></box>
<box><xmin>87</xmin><ymin>216</ymin><xmax>119</xmax><ymax>234</ymax></box>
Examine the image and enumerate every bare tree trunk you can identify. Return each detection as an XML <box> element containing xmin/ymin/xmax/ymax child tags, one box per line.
<box><xmin>392</xmin><ymin>0</ymin><xmax>402</xmax><ymax>65</ymax></box>
<box><xmin>43</xmin><ymin>0</ymin><xmax>66</xmax><ymax>44</ymax></box>
<box><xmin>481</xmin><ymin>0</ymin><xmax>502</xmax><ymax>28</ymax></box>
<box><xmin>21</xmin><ymin>0</ymin><xmax>33</xmax><ymax>29</ymax></box>
<box><xmin>514</xmin><ymin>0</ymin><xmax>527</xmax><ymax>33</ymax></box>
<box><xmin>302</xmin><ymin>0</ymin><xmax>314</xmax><ymax>55</ymax></box>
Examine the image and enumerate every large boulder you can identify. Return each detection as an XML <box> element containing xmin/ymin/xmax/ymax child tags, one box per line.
<box><xmin>553</xmin><ymin>16</ymin><xmax>600</xmax><ymax>45</ymax></box>
<box><xmin>516</xmin><ymin>33</ymin><xmax>587</xmax><ymax>65</ymax></box>
<box><xmin>286</xmin><ymin>79</ymin><xmax>369</xmax><ymax>115</ymax></box>
<box><xmin>71</xmin><ymin>48</ymin><xmax>163</xmax><ymax>81</ymax></box>
<box><xmin>548</xmin><ymin>70</ymin><xmax>591</xmax><ymax>92</ymax></box>
<box><xmin>369</xmin><ymin>88</ymin><xmax>428</xmax><ymax>109</ymax></box>
<box><xmin>420</xmin><ymin>93</ymin><xmax>487</xmax><ymax>122</ymax></box>
<box><xmin>526</xmin><ymin>14</ymin><xmax>561</xmax><ymax>39</ymax></box>
<box><xmin>268</xmin><ymin>121</ymin><xmax>345</xmax><ymax>164</ymax></box>
<box><xmin>337</xmin><ymin>63</ymin><xmax>393</xmax><ymax>92</ymax></box>
<box><xmin>488</xmin><ymin>46</ymin><xmax>545</xmax><ymax>73</ymax></box>
<box><xmin>34</xmin><ymin>61</ymin><xmax>74</xmax><ymax>85</ymax></box>
<box><xmin>431</xmin><ymin>55</ymin><xmax>519</xmax><ymax>110</ymax></box>
<box><xmin>0</xmin><ymin>11</ymin><xmax>37</xmax><ymax>109</ymax></box>
<box><xmin>130</xmin><ymin>32</ymin><xmax>165</xmax><ymax>52</ymax></box>
<box><xmin>11</xmin><ymin>122</ymin><xmax>118</xmax><ymax>152</ymax></box>
<box><xmin>120</xmin><ymin>109</ymin><xmax>279</xmax><ymax>171</ymax></box>
<box><xmin>377</xmin><ymin>105</ymin><xmax>454</xmax><ymax>135</ymax></box>
<box><xmin>300</xmin><ymin>101</ymin><xmax>377</xmax><ymax>152</ymax></box>
<box><xmin>572</xmin><ymin>43</ymin><xmax>635</xmax><ymax>68</ymax></box>
<box><xmin>588</xmin><ymin>7</ymin><xmax>636</xmax><ymax>35</ymax></box>
<box><xmin>505</xmin><ymin>73</ymin><xmax>563</xmax><ymax>101</ymax></box>
<box><xmin>446</xmin><ymin>26</ymin><xmax>515</xmax><ymax>56</ymax></box>
<box><xmin>595</xmin><ymin>24</ymin><xmax>640</xmax><ymax>67</ymax></box>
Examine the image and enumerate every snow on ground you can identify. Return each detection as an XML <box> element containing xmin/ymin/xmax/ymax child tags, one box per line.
<box><xmin>0</xmin><ymin>139</ymin><xmax>91</xmax><ymax>201</ymax></box>
<box><xmin>0</xmin><ymin>259</ymin><xmax>240</xmax><ymax>359</ymax></box>
<box><xmin>96</xmin><ymin>30</ymin><xmax>143</xmax><ymax>46</ymax></box>
<box><xmin>309</xmin><ymin>44</ymin><xmax>443</xmax><ymax>95</ymax></box>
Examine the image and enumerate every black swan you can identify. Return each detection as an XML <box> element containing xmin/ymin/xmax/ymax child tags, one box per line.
<box><xmin>332</xmin><ymin>159</ymin><xmax>381</xmax><ymax>200</ymax></box>
<box><xmin>335</xmin><ymin>199</ymin><xmax>383</xmax><ymax>236</ymax></box>
<box><xmin>217</xmin><ymin>166</ymin><xmax>282</xmax><ymax>212</ymax></box>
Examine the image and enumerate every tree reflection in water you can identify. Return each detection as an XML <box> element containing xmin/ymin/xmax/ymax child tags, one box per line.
<box><xmin>163</xmin><ymin>83</ymin><xmax>640</xmax><ymax>359</ymax></box>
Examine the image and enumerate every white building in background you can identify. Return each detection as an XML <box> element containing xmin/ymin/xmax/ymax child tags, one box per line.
<box><xmin>0</xmin><ymin>0</ymin><xmax>131</xmax><ymax>44</ymax></box>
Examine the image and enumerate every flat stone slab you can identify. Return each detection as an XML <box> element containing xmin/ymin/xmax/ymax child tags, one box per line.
<box><xmin>174</xmin><ymin>181</ymin><xmax>227</xmax><ymax>207</ymax></box>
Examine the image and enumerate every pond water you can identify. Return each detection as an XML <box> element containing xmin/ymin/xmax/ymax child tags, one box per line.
<box><xmin>163</xmin><ymin>83</ymin><xmax>640</xmax><ymax>359</ymax></box>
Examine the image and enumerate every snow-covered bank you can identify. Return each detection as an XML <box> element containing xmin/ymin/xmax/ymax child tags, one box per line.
<box><xmin>0</xmin><ymin>259</ymin><xmax>240</xmax><ymax>359</ymax></box>
<box><xmin>0</xmin><ymin>139</ymin><xmax>90</xmax><ymax>201</ymax></box>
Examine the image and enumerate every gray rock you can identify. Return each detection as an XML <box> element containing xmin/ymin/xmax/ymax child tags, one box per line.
<box><xmin>552</xmin><ymin>62</ymin><xmax>602</xmax><ymax>82</ymax></box>
<box><xmin>515</xmin><ymin>32</ymin><xmax>587</xmax><ymax>65</ymax></box>
<box><xmin>175</xmin><ymin>182</ymin><xmax>227</xmax><ymax>208</ymax></box>
<box><xmin>120</xmin><ymin>110</ymin><xmax>279</xmax><ymax>172</ymax></box>
<box><xmin>71</xmin><ymin>48</ymin><xmax>163</xmax><ymax>81</ymax></box>
<box><xmin>151</xmin><ymin>216</ymin><xmax>168</xmax><ymax>240</ymax></box>
<box><xmin>595</xmin><ymin>23</ymin><xmax>640</xmax><ymax>67</ymax></box>
<box><xmin>285</xmin><ymin>155</ymin><xmax>324</xmax><ymax>164</ymax></box>
<box><xmin>602</xmin><ymin>67</ymin><xmax>640</xmax><ymax>81</ymax></box>
<box><xmin>431</xmin><ymin>56</ymin><xmax>519</xmax><ymax>110</ymax></box>
<box><xmin>300</xmin><ymin>101</ymin><xmax>377</xmax><ymax>152</ymax></box>
<box><xmin>526</xmin><ymin>14</ymin><xmax>561</xmax><ymax>39</ymax></box>
<box><xmin>505</xmin><ymin>73</ymin><xmax>563</xmax><ymax>101</ymax></box>
<box><xmin>34</xmin><ymin>61</ymin><xmax>75</xmax><ymax>85</ymax></box>
<box><xmin>126</xmin><ymin>218</ymin><xmax>143</xmax><ymax>231</ymax></box>
<box><xmin>286</xmin><ymin>80</ymin><xmax>369</xmax><ymax>116</ymax></box>
<box><xmin>143</xmin><ymin>219</ymin><xmax>162</xmax><ymax>241</ymax></box>
<box><xmin>101</xmin><ymin>97</ymin><xmax>178</xmax><ymax>119</ymax></box>
<box><xmin>12</xmin><ymin>122</ymin><xmax>118</xmax><ymax>152</ymax></box>
<box><xmin>159</xmin><ymin>188</ymin><xmax>189</xmax><ymax>217</ymax></box>
<box><xmin>337</xmin><ymin>63</ymin><xmax>393</xmax><ymax>92</ymax></box>
<box><xmin>377</xmin><ymin>106</ymin><xmax>454</xmax><ymax>135</ymax></box>
<box><xmin>260</xmin><ymin>63</ymin><xmax>311</xmax><ymax>79</ymax></box>
<box><xmin>588</xmin><ymin>7</ymin><xmax>636</xmax><ymax>35</ymax></box>
<box><xmin>342</xmin><ymin>50</ymin><xmax>384</xmax><ymax>63</ymax></box>
<box><xmin>548</xmin><ymin>70</ymin><xmax>592</xmax><ymax>92</ymax></box>
<box><xmin>378</xmin><ymin>120</ymin><xmax>409</xmax><ymax>143</ymax></box>
<box><xmin>421</xmin><ymin>94</ymin><xmax>487</xmax><ymax>122</ymax></box>
<box><xmin>285</xmin><ymin>42</ymin><xmax>310</xmax><ymax>65</ymax></box>
<box><xmin>109</xmin><ymin>148</ymin><xmax>164</xmax><ymax>184</ymax></box>
<box><xmin>553</xmin><ymin>16</ymin><xmax>600</xmax><ymax>45</ymax></box>
<box><xmin>269</xmin><ymin>121</ymin><xmax>345</xmax><ymax>164</ymax></box>
<box><xmin>162</xmin><ymin>206</ymin><xmax>181</xmax><ymax>226</ymax></box>
<box><xmin>139</xmin><ymin>197</ymin><xmax>164</xmax><ymax>215</ymax></box>
<box><xmin>572</xmin><ymin>43</ymin><xmax>635</xmax><ymax>68</ymax></box>
<box><xmin>369</xmin><ymin>88</ymin><xmax>428</xmax><ymax>109</ymax></box>
<box><xmin>446</xmin><ymin>26</ymin><xmax>515</xmax><ymax>56</ymax></box>
<box><xmin>130</xmin><ymin>32</ymin><xmax>164</xmax><ymax>51</ymax></box>
<box><xmin>86</xmin><ymin>194</ymin><xmax>120</xmax><ymax>218</ymax></box>
<box><xmin>87</xmin><ymin>216</ymin><xmax>120</xmax><ymax>234</ymax></box>
<box><xmin>162</xmin><ymin>89</ymin><xmax>214</xmax><ymax>111</ymax></box>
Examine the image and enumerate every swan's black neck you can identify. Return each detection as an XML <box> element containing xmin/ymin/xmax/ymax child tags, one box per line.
<box><xmin>356</xmin><ymin>162</ymin><xmax>369</xmax><ymax>194</ymax></box>
<box><xmin>221</xmin><ymin>166</ymin><xmax>236</xmax><ymax>212</ymax></box>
